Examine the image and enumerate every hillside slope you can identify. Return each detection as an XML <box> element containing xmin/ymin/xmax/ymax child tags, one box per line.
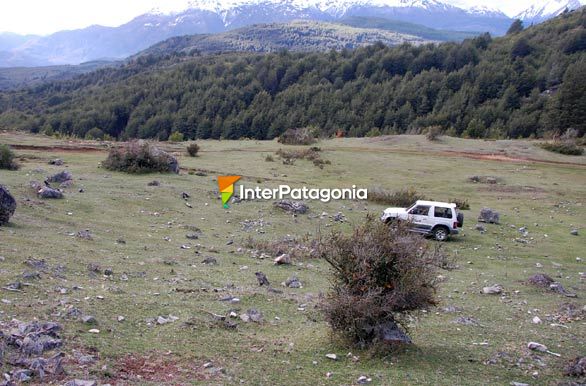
<box><xmin>135</xmin><ymin>20</ymin><xmax>430</xmax><ymax>58</ymax></box>
<box><xmin>0</xmin><ymin>8</ymin><xmax>584</xmax><ymax>140</ymax></box>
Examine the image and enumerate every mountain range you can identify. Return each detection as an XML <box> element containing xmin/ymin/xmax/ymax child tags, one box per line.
<box><xmin>0</xmin><ymin>0</ymin><xmax>584</xmax><ymax>67</ymax></box>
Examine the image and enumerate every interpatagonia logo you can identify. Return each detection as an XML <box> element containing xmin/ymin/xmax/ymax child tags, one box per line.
<box><xmin>218</xmin><ymin>175</ymin><xmax>241</xmax><ymax>208</ymax></box>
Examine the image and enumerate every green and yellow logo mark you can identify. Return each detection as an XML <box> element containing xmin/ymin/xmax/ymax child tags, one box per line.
<box><xmin>218</xmin><ymin>175</ymin><xmax>241</xmax><ymax>209</ymax></box>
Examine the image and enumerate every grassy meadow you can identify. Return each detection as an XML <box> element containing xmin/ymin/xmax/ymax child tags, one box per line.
<box><xmin>0</xmin><ymin>131</ymin><xmax>584</xmax><ymax>385</ymax></box>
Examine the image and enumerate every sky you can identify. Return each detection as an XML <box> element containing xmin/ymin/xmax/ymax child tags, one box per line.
<box><xmin>0</xmin><ymin>0</ymin><xmax>539</xmax><ymax>36</ymax></box>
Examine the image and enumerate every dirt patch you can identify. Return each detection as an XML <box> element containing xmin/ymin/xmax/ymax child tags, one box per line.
<box><xmin>110</xmin><ymin>352</ymin><xmax>218</xmax><ymax>384</ymax></box>
<box><xmin>11</xmin><ymin>144</ymin><xmax>106</xmax><ymax>153</ymax></box>
<box><xmin>479</xmin><ymin>185</ymin><xmax>546</xmax><ymax>194</ymax></box>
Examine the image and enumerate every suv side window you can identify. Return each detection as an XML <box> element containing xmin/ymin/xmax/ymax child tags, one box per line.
<box><xmin>409</xmin><ymin>205</ymin><xmax>430</xmax><ymax>216</ymax></box>
<box><xmin>434</xmin><ymin>207</ymin><xmax>453</xmax><ymax>219</ymax></box>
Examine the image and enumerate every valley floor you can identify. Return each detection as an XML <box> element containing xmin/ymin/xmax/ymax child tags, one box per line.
<box><xmin>0</xmin><ymin>132</ymin><xmax>584</xmax><ymax>385</ymax></box>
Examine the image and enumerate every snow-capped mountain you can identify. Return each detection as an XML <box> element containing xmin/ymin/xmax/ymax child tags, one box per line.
<box><xmin>0</xmin><ymin>0</ymin><xmax>583</xmax><ymax>67</ymax></box>
<box><xmin>515</xmin><ymin>0</ymin><xmax>585</xmax><ymax>24</ymax></box>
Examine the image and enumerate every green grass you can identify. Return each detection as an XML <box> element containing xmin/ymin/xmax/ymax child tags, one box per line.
<box><xmin>0</xmin><ymin>132</ymin><xmax>584</xmax><ymax>385</ymax></box>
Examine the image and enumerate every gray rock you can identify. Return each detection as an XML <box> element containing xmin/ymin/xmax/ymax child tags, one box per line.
<box><xmin>241</xmin><ymin>309</ymin><xmax>263</xmax><ymax>323</ymax></box>
<box><xmin>482</xmin><ymin>284</ymin><xmax>503</xmax><ymax>294</ymax></box>
<box><xmin>63</xmin><ymin>380</ymin><xmax>97</xmax><ymax>386</ymax></box>
<box><xmin>48</xmin><ymin>159</ymin><xmax>63</xmax><ymax>165</ymax></box>
<box><xmin>255</xmin><ymin>271</ymin><xmax>270</xmax><ymax>286</ymax></box>
<box><xmin>527</xmin><ymin>273</ymin><xmax>554</xmax><ymax>287</ymax></box>
<box><xmin>475</xmin><ymin>224</ymin><xmax>486</xmax><ymax>232</ymax></box>
<box><xmin>38</xmin><ymin>187</ymin><xmax>63</xmax><ymax>199</ymax></box>
<box><xmin>147</xmin><ymin>180</ymin><xmax>160</xmax><ymax>186</ymax></box>
<box><xmin>46</xmin><ymin>170</ymin><xmax>72</xmax><ymax>184</ymax></box>
<box><xmin>570</xmin><ymin>229</ymin><xmax>579</xmax><ymax>236</ymax></box>
<box><xmin>285</xmin><ymin>277</ymin><xmax>302</xmax><ymax>288</ymax></box>
<box><xmin>273</xmin><ymin>200</ymin><xmax>308</xmax><ymax>214</ymax></box>
<box><xmin>375</xmin><ymin>321</ymin><xmax>412</xmax><ymax>345</ymax></box>
<box><xmin>564</xmin><ymin>356</ymin><xmax>586</xmax><ymax>377</ymax></box>
<box><xmin>201</xmin><ymin>256</ymin><xmax>217</xmax><ymax>265</ymax></box>
<box><xmin>274</xmin><ymin>254</ymin><xmax>291</xmax><ymax>265</ymax></box>
<box><xmin>0</xmin><ymin>185</ymin><xmax>17</xmax><ymax>226</ymax></box>
<box><xmin>76</xmin><ymin>230</ymin><xmax>92</xmax><ymax>240</ymax></box>
<box><xmin>478</xmin><ymin>208</ymin><xmax>500</xmax><ymax>224</ymax></box>
<box><xmin>81</xmin><ymin>315</ymin><xmax>97</xmax><ymax>324</ymax></box>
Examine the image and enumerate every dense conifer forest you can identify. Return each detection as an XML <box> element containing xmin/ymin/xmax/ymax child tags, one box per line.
<box><xmin>0</xmin><ymin>9</ymin><xmax>584</xmax><ymax>140</ymax></box>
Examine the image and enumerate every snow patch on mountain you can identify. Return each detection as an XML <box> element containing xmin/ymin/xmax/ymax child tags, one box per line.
<box><xmin>515</xmin><ymin>0</ymin><xmax>585</xmax><ymax>23</ymax></box>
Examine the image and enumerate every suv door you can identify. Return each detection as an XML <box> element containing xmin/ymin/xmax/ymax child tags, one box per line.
<box><xmin>407</xmin><ymin>205</ymin><xmax>432</xmax><ymax>233</ymax></box>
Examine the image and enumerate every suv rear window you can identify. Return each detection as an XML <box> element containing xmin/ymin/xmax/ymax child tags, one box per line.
<box><xmin>434</xmin><ymin>207</ymin><xmax>453</xmax><ymax>218</ymax></box>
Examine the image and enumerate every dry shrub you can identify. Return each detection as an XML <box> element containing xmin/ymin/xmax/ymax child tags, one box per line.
<box><xmin>276</xmin><ymin>148</ymin><xmax>329</xmax><ymax>168</ymax></box>
<box><xmin>278</xmin><ymin>128</ymin><xmax>316</xmax><ymax>145</ymax></box>
<box><xmin>319</xmin><ymin>216</ymin><xmax>441</xmax><ymax>348</ymax></box>
<box><xmin>368</xmin><ymin>187</ymin><xmax>425</xmax><ymax>207</ymax></box>
<box><xmin>426</xmin><ymin>126</ymin><xmax>443</xmax><ymax>141</ymax></box>
<box><xmin>186</xmin><ymin>143</ymin><xmax>200</xmax><ymax>157</ymax></box>
<box><xmin>0</xmin><ymin>144</ymin><xmax>19</xmax><ymax>170</ymax></box>
<box><xmin>539</xmin><ymin>128</ymin><xmax>584</xmax><ymax>155</ymax></box>
<box><xmin>103</xmin><ymin>141</ymin><xmax>179</xmax><ymax>174</ymax></box>
<box><xmin>451</xmin><ymin>198</ymin><xmax>470</xmax><ymax>210</ymax></box>
<box><xmin>264</xmin><ymin>154</ymin><xmax>274</xmax><ymax>162</ymax></box>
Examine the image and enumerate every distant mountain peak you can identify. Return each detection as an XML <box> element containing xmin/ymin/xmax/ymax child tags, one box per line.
<box><xmin>515</xmin><ymin>0</ymin><xmax>585</xmax><ymax>23</ymax></box>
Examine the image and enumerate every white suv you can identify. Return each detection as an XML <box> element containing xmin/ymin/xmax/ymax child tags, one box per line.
<box><xmin>380</xmin><ymin>200</ymin><xmax>463</xmax><ymax>241</ymax></box>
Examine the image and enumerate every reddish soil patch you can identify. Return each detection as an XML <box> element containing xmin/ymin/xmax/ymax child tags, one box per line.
<box><xmin>11</xmin><ymin>144</ymin><xmax>106</xmax><ymax>153</ymax></box>
<box><xmin>110</xmin><ymin>352</ymin><xmax>217</xmax><ymax>385</ymax></box>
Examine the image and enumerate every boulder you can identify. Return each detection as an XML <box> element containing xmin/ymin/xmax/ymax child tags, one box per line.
<box><xmin>478</xmin><ymin>208</ymin><xmax>500</xmax><ymax>224</ymax></box>
<box><xmin>48</xmin><ymin>159</ymin><xmax>63</xmax><ymax>166</ymax></box>
<box><xmin>527</xmin><ymin>273</ymin><xmax>554</xmax><ymax>287</ymax></box>
<box><xmin>0</xmin><ymin>185</ymin><xmax>17</xmax><ymax>225</ymax></box>
<box><xmin>274</xmin><ymin>254</ymin><xmax>291</xmax><ymax>265</ymax></box>
<box><xmin>46</xmin><ymin>170</ymin><xmax>72</xmax><ymax>184</ymax></box>
<box><xmin>482</xmin><ymin>284</ymin><xmax>503</xmax><ymax>294</ymax></box>
<box><xmin>38</xmin><ymin>187</ymin><xmax>63</xmax><ymax>199</ymax></box>
<box><xmin>564</xmin><ymin>356</ymin><xmax>586</xmax><ymax>377</ymax></box>
<box><xmin>375</xmin><ymin>321</ymin><xmax>412</xmax><ymax>346</ymax></box>
<box><xmin>273</xmin><ymin>200</ymin><xmax>308</xmax><ymax>214</ymax></box>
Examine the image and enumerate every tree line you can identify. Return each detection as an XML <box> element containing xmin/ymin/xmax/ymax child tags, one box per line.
<box><xmin>0</xmin><ymin>9</ymin><xmax>584</xmax><ymax>140</ymax></box>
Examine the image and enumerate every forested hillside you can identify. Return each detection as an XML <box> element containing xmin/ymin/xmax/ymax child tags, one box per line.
<box><xmin>0</xmin><ymin>9</ymin><xmax>584</xmax><ymax>140</ymax></box>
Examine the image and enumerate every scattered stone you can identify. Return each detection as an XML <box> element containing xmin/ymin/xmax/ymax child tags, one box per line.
<box><xmin>475</xmin><ymin>224</ymin><xmax>486</xmax><ymax>232</ymax></box>
<box><xmin>532</xmin><ymin>316</ymin><xmax>542</xmax><ymax>324</ymax></box>
<box><xmin>88</xmin><ymin>329</ymin><xmax>100</xmax><ymax>334</ymax></box>
<box><xmin>76</xmin><ymin>230</ymin><xmax>93</xmax><ymax>240</ymax></box>
<box><xmin>453</xmin><ymin>316</ymin><xmax>480</xmax><ymax>326</ymax></box>
<box><xmin>81</xmin><ymin>315</ymin><xmax>97</xmax><ymax>325</ymax></box>
<box><xmin>273</xmin><ymin>200</ymin><xmax>308</xmax><ymax>214</ymax></box>
<box><xmin>22</xmin><ymin>271</ymin><xmax>41</xmax><ymax>280</ymax></box>
<box><xmin>48</xmin><ymin>159</ymin><xmax>63</xmax><ymax>166</ymax></box>
<box><xmin>117</xmin><ymin>316</ymin><xmax>125</xmax><ymax>322</ymax></box>
<box><xmin>181</xmin><ymin>192</ymin><xmax>190</xmax><ymax>199</ymax></box>
<box><xmin>87</xmin><ymin>263</ymin><xmax>101</xmax><ymax>274</ymax></box>
<box><xmin>564</xmin><ymin>356</ymin><xmax>586</xmax><ymax>377</ymax></box>
<box><xmin>285</xmin><ymin>276</ymin><xmax>302</xmax><ymax>288</ymax></box>
<box><xmin>325</xmin><ymin>353</ymin><xmax>337</xmax><ymax>360</ymax></box>
<box><xmin>333</xmin><ymin>212</ymin><xmax>345</xmax><ymax>222</ymax></box>
<box><xmin>116</xmin><ymin>238</ymin><xmax>126</xmax><ymax>244</ymax></box>
<box><xmin>527</xmin><ymin>273</ymin><xmax>554</xmax><ymax>287</ymax></box>
<box><xmin>549</xmin><ymin>282</ymin><xmax>576</xmax><ymax>297</ymax></box>
<box><xmin>376</xmin><ymin>321</ymin><xmax>412</xmax><ymax>345</ymax></box>
<box><xmin>147</xmin><ymin>180</ymin><xmax>160</xmax><ymax>186</ymax></box>
<box><xmin>274</xmin><ymin>254</ymin><xmax>291</xmax><ymax>265</ymax></box>
<box><xmin>63</xmin><ymin>380</ymin><xmax>97</xmax><ymax>386</ymax></box>
<box><xmin>570</xmin><ymin>229</ymin><xmax>578</xmax><ymax>236</ymax></box>
<box><xmin>0</xmin><ymin>185</ymin><xmax>17</xmax><ymax>226</ymax></box>
<box><xmin>357</xmin><ymin>375</ymin><xmax>372</xmax><ymax>384</ymax></box>
<box><xmin>4</xmin><ymin>281</ymin><xmax>22</xmax><ymax>291</ymax></box>
<box><xmin>478</xmin><ymin>208</ymin><xmax>500</xmax><ymax>224</ymax></box>
<box><xmin>527</xmin><ymin>341</ymin><xmax>548</xmax><ymax>352</ymax></box>
<box><xmin>201</xmin><ymin>256</ymin><xmax>217</xmax><ymax>265</ymax></box>
<box><xmin>104</xmin><ymin>268</ymin><xmax>113</xmax><ymax>276</ymax></box>
<box><xmin>510</xmin><ymin>382</ymin><xmax>529</xmax><ymax>386</ymax></box>
<box><xmin>255</xmin><ymin>271</ymin><xmax>270</xmax><ymax>286</ymax></box>
<box><xmin>482</xmin><ymin>284</ymin><xmax>503</xmax><ymax>295</ymax></box>
<box><xmin>240</xmin><ymin>309</ymin><xmax>263</xmax><ymax>323</ymax></box>
<box><xmin>46</xmin><ymin>170</ymin><xmax>72</xmax><ymax>184</ymax></box>
<box><xmin>38</xmin><ymin>186</ymin><xmax>63</xmax><ymax>199</ymax></box>
<box><xmin>156</xmin><ymin>315</ymin><xmax>179</xmax><ymax>325</ymax></box>
<box><xmin>186</xmin><ymin>233</ymin><xmax>199</xmax><ymax>240</ymax></box>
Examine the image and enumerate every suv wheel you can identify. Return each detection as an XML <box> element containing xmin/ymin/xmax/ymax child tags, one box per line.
<box><xmin>433</xmin><ymin>226</ymin><xmax>449</xmax><ymax>241</ymax></box>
